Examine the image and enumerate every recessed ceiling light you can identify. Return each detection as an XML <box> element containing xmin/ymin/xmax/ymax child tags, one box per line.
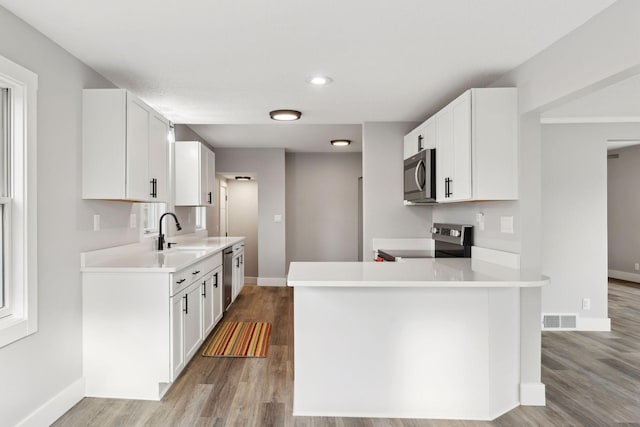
<box><xmin>331</xmin><ymin>139</ymin><xmax>351</xmax><ymax>147</ymax></box>
<box><xmin>307</xmin><ymin>76</ymin><xmax>333</xmax><ymax>86</ymax></box>
<box><xmin>269</xmin><ymin>109</ymin><xmax>302</xmax><ymax>121</ymax></box>
<box><xmin>235</xmin><ymin>176</ymin><xmax>252</xmax><ymax>181</ymax></box>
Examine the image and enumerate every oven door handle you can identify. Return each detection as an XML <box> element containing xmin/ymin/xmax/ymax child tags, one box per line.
<box><xmin>414</xmin><ymin>159</ymin><xmax>425</xmax><ymax>191</ymax></box>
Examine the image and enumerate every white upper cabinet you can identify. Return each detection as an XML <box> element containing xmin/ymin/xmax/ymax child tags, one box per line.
<box><xmin>430</xmin><ymin>88</ymin><xmax>517</xmax><ymax>203</ymax></box>
<box><xmin>175</xmin><ymin>141</ymin><xmax>216</xmax><ymax>207</ymax></box>
<box><xmin>82</xmin><ymin>89</ymin><xmax>170</xmax><ymax>202</ymax></box>
<box><xmin>403</xmin><ymin>116</ymin><xmax>436</xmax><ymax>159</ymax></box>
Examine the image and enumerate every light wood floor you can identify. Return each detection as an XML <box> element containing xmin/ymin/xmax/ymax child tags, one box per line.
<box><xmin>54</xmin><ymin>280</ymin><xmax>640</xmax><ymax>426</ymax></box>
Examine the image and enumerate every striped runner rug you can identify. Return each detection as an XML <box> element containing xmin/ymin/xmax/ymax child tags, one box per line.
<box><xmin>202</xmin><ymin>321</ymin><xmax>272</xmax><ymax>358</ymax></box>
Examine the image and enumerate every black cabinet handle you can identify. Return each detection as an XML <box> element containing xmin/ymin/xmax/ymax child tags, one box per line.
<box><xmin>444</xmin><ymin>177</ymin><xmax>453</xmax><ymax>198</ymax></box>
<box><xmin>214</xmin><ymin>273</ymin><xmax>218</xmax><ymax>288</ymax></box>
<box><xmin>177</xmin><ymin>278</ymin><xmax>186</xmax><ymax>284</ymax></box>
<box><xmin>202</xmin><ymin>281</ymin><xmax>206</xmax><ymax>298</ymax></box>
<box><xmin>183</xmin><ymin>294</ymin><xmax>188</xmax><ymax>314</ymax></box>
<box><xmin>192</xmin><ymin>270</ymin><xmax>201</xmax><ymax>275</ymax></box>
<box><xmin>418</xmin><ymin>134</ymin><xmax>424</xmax><ymax>151</ymax></box>
<box><xmin>240</xmin><ymin>255</ymin><xmax>243</xmax><ymax>265</ymax></box>
<box><xmin>208</xmin><ymin>191</ymin><xmax>212</xmax><ymax>204</ymax></box>
<box><xmin>150</xmin><ymin>179</ymin><xmax>155</xmax><ymax>197</ymax></box>
<box><xmin>236</xmin><ymin>258</ymin><xmax>240</xmax><ymax>268</ymax></box>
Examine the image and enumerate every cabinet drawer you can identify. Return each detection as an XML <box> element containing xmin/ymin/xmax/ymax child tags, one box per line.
<box><xmin>232</xmin><ymin>243</ymin><xmax>244</xmax><ymax>255</ymax></box>
<box><xmin>171</xmin><ymin>252</ymin><xmax>223</xmax><ymax>296</ymax></box>
<box><xmin>171</xmin><ymin>269</ymin><xmax>192</xmax><ymax>296</ymax></box>
<box><xmin>201</xmin><ymin>252</ymin><xmax>222</xmax><ymax>273</ymax></box>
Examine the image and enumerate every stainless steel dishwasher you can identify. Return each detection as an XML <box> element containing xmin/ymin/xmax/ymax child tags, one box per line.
<box><xmin>223</xmin><ymin>247</ymin><xmax>234</xmax><ymax>310</ymax></box>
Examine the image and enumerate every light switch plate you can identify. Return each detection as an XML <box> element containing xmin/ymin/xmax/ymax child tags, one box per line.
<box><xmin>93</xmin><ymin>214</ymin><xmax>100</xmax><ymax>231</ymax></box>
<box><xmin>500</xmin><ymin>216</ymin><xmax>514</xmax><ymax>234</ymax></box>
<box><xmin>475</xmin><ymin>213</ymin><xmax>485</xmax><ymax>231</ymax></box>
<box><xmin>274</xmin><ymin>214</ymin><xmax>282</xmax><ymax>223</ymax></box>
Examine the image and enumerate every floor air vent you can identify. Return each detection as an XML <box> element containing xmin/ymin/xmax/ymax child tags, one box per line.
<box><xmin>542</xmin><ymin>314</ymin><xmax>577</xmax><ymax>330</ymax></box>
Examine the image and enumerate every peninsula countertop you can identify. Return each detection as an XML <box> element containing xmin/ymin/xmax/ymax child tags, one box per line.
<box><xmin>287</xmin><ymin>258</ymin><xmax>548</xmax><ymax>288</ymax></box>
<box><xmin>81</xmin><ymin>235</ymin><xmax>245</xmax><ymax>273</ymax></box>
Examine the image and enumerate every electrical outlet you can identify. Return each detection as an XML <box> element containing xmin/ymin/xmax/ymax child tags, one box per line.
<box><xmin>582</xmin><ymin>298</ymin><xmax>591</xmax><ymax>310</ymax></box>
<box><xmin>635</xmin><ymin>263</ymin><xmax>639</xmax><ymax>271</ymax></box>
<box><xmin>93</xmin><ymin>214</ymin><xmax>100</xmax><ymax>231</ymax></box>
<box><xmin>130</xmin><ymin>213</ymin><xmax>137</xmax><ymax>228</ymax></box>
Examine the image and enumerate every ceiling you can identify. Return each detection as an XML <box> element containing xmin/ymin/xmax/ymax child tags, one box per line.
<box><xmin>0</xmin><ymin>0</ymin><xmax>616</xmax><ymax>151</ymax></box>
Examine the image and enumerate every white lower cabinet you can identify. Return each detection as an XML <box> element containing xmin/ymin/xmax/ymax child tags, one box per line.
<box><xmin>232</xmin><ymin>243</ymin><xmax>245</xmax><ymax>300</ymax></box>
<box><xmin>202</xmin><ymin>266</ymin><xmax>223</xmax><ymax>338</ymax></box>
<box><xmin>83</xmin><ymin>250</ymin><xmax>225</xmax><ymax>400</ymax></box>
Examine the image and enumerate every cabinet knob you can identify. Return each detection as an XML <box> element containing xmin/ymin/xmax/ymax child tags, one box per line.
<box><xmin>176</xmin><ymin>279</ymin><xmax>186</xmax><ymax>284</ymax></box>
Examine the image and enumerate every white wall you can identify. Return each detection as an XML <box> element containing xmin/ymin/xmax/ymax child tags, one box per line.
<box><xmin>362</xmin><ymin>122</ymin><xmax>433</xmax><ymax>260</ymax></box>
<box><xmin>214</xmin><ymin>148</ymin><xmax>286</xmax><ymax>283</ymax></box>
<box><xmin>285</xmin><ymin>153</ymin><xmax>362</xmax><ymax>265</ymax></box>
<box><xmin>0</xmin><ymin>7</ymin><xmax>141</xmax><ymax>426</ymax></box>
<box><xmin>227</xmin><ymin>180</ymin><xmax>259</xmax><ymax>278</ymax></box>
<box><xmin>608</xmin><ymin>139</ymin><xmax>640</xmax><ymax>279</ymax></box>
<box><xmin>540</xmin><ymin>124</ymin><xmax>630</xmax><ymax>322</ymax></box>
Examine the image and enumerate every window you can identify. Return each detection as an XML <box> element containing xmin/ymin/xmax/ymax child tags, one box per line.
<box><xmin>195</xmin><ymin>206</ymin><xmax>206</xmax><ymax>230</ymax></box>
<box><xmin>141</xmin><ymin>202</ymin><xmax>166</xmax><ymax>236</ymax></box>
<box><xmin>0</xmin><ymin>54</ymin><xmax>38</xmax><ymax>348</ymax></box>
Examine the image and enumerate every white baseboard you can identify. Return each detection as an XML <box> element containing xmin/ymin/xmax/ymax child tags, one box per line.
<box><xmin>608</xmin><ymin>269</ymin><xmax>640</xmax><ymax>283</ymax></box>
<box><xmin>257</xmin><ymin>277</ymin><xmax>287</xmax><ymax>287</ymax></box>
<box><xmin>16</xmin><ymin>377</ymin><xmax>85</xmax><ymax>427</ymax></box>
<box><xmin>577</xmin><ymin>317</ymin><xmax>611</xmax><ymax>331</ymax></box>
<box><xmin>244</xmin><ymin>276</ymin><xmax>257</xmax><ymax>284</ymax></box>
<box><xmin>520</xmin><ymin>382</ymin><xmax>546</xmax><ymax>406</ymax></box>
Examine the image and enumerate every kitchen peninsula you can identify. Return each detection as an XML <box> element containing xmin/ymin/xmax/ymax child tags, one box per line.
<box><xmin>287</xmin><ymin>257</ymin><xmax>548</xmax><ymax>421</ymax></box>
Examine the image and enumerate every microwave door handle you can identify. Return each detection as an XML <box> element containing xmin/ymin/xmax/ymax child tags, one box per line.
<box><xmin>415</xmin><ymin>159</ymin><xmax>425</xmax><ymax>191</ymax></box>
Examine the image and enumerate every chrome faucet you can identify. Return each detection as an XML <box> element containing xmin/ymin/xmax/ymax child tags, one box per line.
<box><xmin>157</xmin><ymin>212</ymin><xmax>182</xmax><ymax>251</ymax></box>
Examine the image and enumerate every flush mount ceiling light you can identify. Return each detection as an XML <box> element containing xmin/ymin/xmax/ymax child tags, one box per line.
<box><xmin>235</xmin><ymin>176</ymin><xmax>252</xmax><ymax>181</ymax></box>
<box><xmin>269</xmin><ymin>109</ymin><xmax>302</xmax><ymax>121</ymax></box>
<box><xmin>306</xmin><ymin>76</ymin><xmax>333</xmax><ymax>86</ymax></box>
<box><xmin>331</xmin><ymin>139</ymin><xmax>351</xmax><ymax>147</ymax></box>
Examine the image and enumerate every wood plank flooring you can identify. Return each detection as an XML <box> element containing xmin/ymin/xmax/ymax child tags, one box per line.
<box><xmin>53</xmin><ymin>280</ymin><xmax>640</xmax><ymax>426</ymax></box>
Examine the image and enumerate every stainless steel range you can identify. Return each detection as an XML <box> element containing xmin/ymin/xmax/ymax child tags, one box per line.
<box><xmin>376</xmin><ymin>223</ymin><xmax>473</xmax><ymax>261</ymax></box>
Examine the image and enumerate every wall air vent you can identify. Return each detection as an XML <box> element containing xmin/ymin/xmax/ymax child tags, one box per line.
<box><xmin>542</xmin><ymin>314</ymin><xmax>577</xmax><ymax>330</ymax></box>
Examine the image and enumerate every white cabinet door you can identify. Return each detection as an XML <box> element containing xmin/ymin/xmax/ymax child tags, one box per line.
<box><xmin>212</xmin><ymin>266</ymin><xmax>224</xmax><ymax>325</ymax></box>
<box><xmin>206</xmin><ymin>150</ymin><xmax>216</xmax><ymax>206</ymax></box>
<box><xmin>449</xmin><ymin>91</ymin><xmax>472</xmax><ymax>202</ymax></box>
<box><xmin>403</xmin><ymin>125</ymin><xmax>424</xmax><ymax>159</ymax></box>
<box><xmin>239</xmin><ymin>251</ymin><xmax>245</xmax><ymax>295</ymax></box>
<box><xmin>436</xmin><ymin>107</ymin><xmax>453</xmax><ymax>202</ymax></box>
<box><xmin>436</xmin><ymin>91</ymin><xmax>472</xmax><ymax>203</ymax></box>
<box><xmin>183</xmin><ymin>282</ymin><xmax>203</xmax><ymax>362</ymax></box>
<box><xmin>82</xmin><ymin>89</ymin><xmax>171</xmax><ymax>202</ymax></box>
<box><xmin>403</xmin><ymin>117</ymin><xmax>436</xmax><ymax>159</ymax></box>
<box><xmin>171</xmin><ymin>294</ymin><xmax>185</xmax><ymax>381</ymax></box>
<box><xmin>125</xmin><ymin>95</ymin><xmax>151</xmax><ymax>201</ymax></box>
<box><xmin>175</xmin><ymin>141</ymin><xmax>215</xmax><ymax>206</ymax></box>
<box><xmin>232</xmin><ymin>254</ymin><xmax>241</xmax><ymax>300</ymax></box>
<box><xmin>148</xmin><ymin>112</ymin><xmax>169</xmax><ymax>202</ymax></box>
<box><xmin>202</xmin><ymin>271</ymin><xmax>215</xmax><ymax>337</ymax></box>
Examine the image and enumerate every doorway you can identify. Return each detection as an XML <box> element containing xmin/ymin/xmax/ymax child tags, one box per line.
<box><xmin>539</xmin><ymin>72</ymin><xmax>640</xmax><ymax>330</ymax></box>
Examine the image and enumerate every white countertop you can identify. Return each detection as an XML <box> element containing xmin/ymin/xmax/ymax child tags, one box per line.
<box><xmin>81</xmin><ymin>235</ymin><xmax>245</xmax><ymax>273</ymax></box>
<box><xmin>287</xmin><ymin>258</ymin><xmax>548</xmax><ymax>288</ymax></box>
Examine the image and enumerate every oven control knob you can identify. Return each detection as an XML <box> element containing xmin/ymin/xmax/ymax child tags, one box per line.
<box><xmin>450</xmin><ymin>229</ymin><xmax>461</xmax><ymax>237</ymax></box>
<box><xmin>431</xmin><ymin>227</ymin><xmax>439</xmax><ymax>234</ymax></box>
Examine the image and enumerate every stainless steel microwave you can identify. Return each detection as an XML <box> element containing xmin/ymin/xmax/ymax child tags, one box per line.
<box><xmin>404</xmin><ymin>149</ymin><xmax>436</xmax><ymax>203</ymax></box>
